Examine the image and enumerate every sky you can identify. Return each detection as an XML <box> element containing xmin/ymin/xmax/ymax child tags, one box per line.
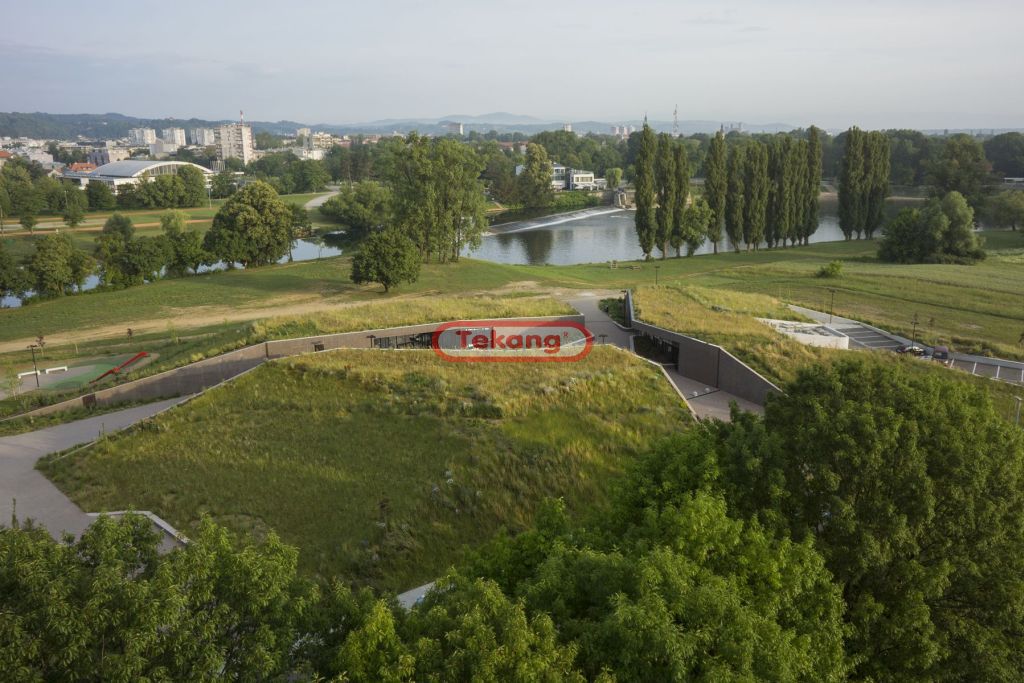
<box><xmin>1</xmin><ymin>0</ymin><xmax>1022</xmax><ymax>130</ymax></box>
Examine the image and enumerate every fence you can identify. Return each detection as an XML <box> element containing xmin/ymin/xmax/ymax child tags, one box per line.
<box><xmin>4</xmin><ymin>315</ymin><xmax>586</xmax><ymax>421</ymax></box>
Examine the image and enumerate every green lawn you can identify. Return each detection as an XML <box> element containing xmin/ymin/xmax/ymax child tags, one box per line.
<box><xmin>632</xmin><ymin>284</ymin><xmax>1024</xmax><ymax>420</ymax></box>
<box><xmin>40</xmin><ymin>347</ymin><xmax>692</xmax><ymax>591</ymax></box>
<box><xmin>3</xmin><ymin>229</ymin><xmax>1022</xmax><ymax>360</ymax></box>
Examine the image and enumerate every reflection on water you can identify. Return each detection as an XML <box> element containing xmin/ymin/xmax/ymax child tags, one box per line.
<box><xmin>1</xmin><ymin>238</ymin><xmax>343</xmax><ymax>308</ymax></box>
<box><xmin>464</xmin><ymin>207</ymin><xmax>849</xmax><ymax>266</ymax></box>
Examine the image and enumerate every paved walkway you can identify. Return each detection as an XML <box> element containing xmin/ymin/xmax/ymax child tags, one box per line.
<box><xmin>304</xmin><ymin>187</ymin><xmax>340</xmax><ymax>210</ymax></box>
<box><xmin>564</xmin><ymin>292</ymin><xmax>763</xmax><ymax>420</ymax></box>
<box><xmin>0</xmin><ymin>398</ymin><xmax>187</xmax><ymax>540</ymax></box>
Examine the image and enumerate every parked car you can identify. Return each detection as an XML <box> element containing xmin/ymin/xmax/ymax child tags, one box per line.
<box><xmin>896</xmin><ymin>344</ymin><xmax>927</xmax><ymax>357</ymax></box>
<box><xmin>931</xmin><ymin>345</ymin><xmax>953</xmax><ymax>366</ymax></box>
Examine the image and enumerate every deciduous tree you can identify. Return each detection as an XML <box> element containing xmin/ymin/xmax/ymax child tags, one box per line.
<box><xmin>204</xmin><ymin>181</ymin><xmax>293</xmax><ymax>267</ymax></box>
<box><xmin>633</xmin><ymin>123</ymin><xmax>657</xmax><ymax>259</ymax></box>
<box><xmin>85</xmin><ymin>179</ymin><xmax>116</xmax><ymax>210</ymax></box>
<box><xmin>319</xmin><ymin>181</ymin><xmax>392</xmax><ymax>238</ymax></box>
<box><xmin>703</xmin><ymin>131</ymin><xmax>727</xmax><ymax>253</ymax></box>
<box><xmin>350</xmin><ymin>227</ymin><xmax>420</xmax><ymax>292</ymax></box>
<box><xmin>517</xmin><ymin>142</ymin><xmax>554</xmax><ymax>209</ymax></box>
<box><xmin>743</xmin><ymin>142</ymin><xmax>769</xmax><ymax>249</ymax></box>
<box><xmin>724</xmin><ymin>146</ymin><xmax>746</xmax><ymax>252</ymax></box>
<box><xmin>654</xmin><ymin>133</ymin><xmax>676</xmax><ymax>258</ymax></box>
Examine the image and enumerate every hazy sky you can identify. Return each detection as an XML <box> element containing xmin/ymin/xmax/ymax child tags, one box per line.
<box><xmin>2</xmin><ymin>0</ymin><xmax>1021</xmax><ymax>129</ymax></box>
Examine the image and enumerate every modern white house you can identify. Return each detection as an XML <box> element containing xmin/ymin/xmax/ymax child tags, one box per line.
<box><xmin>61</xmin><ymin>159</ymin><xmax>213</xmax><ymax>193</ymax></box>
<box><xmin>514</xmin><ymin>161</ymin><xmax>605</xmax><ymax>191</ymax></box>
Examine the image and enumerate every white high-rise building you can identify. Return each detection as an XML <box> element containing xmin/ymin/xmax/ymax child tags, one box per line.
<box><xmin>296</xmin><ymin>127</ymin><xmax>311</xmax><ymax>138</ymax></box>
<box><xmin>216</xmin><ymin>123</ymin><xmax>255</xmax><ymax>164</ymax></box>
<box><xmin>161</xmin><ymin>127</ymin><xmax>186</xmax><ymax>146</ymax></box>
<box><xmin>128</xmin><ymin>128</ymin><xmax>157</xmax><ymax>145</ymax></box>
<box><xmin>189</xmin><ymin>128</ymin><xmax>217</xmax><ymax>146</ymax></box>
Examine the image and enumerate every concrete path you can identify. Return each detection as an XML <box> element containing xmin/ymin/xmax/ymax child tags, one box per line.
<box><xmin>0</xmin><ymin>397</ymin><xmax>187</xmax><ymax>539</ymax></box>
<box><xmin>397</xmin><ymin>581</ymin><xmax>435</xmax><ymax>609</ymax></box>
<box><xmin>304</xmin><ymin>187</ymin><xmax>340</xmax><ymax>210</ymax></box>
<box><xmin>562</xmin><ymin>294</ymin><xmax>636</xmax><ymax>348</ymax></box>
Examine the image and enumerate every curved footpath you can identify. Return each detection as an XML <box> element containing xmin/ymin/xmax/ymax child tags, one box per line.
<box><xmin>0</xmin><ymin>397</ymin><xmax>187</xmax><ymax>541</ymax></box>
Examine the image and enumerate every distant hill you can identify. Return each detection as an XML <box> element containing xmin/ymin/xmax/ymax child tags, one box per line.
<box><xmin>0</xmin><ymin>111</ymin><xmax>800</xmax><ymax>141</ymax></box>
<box><xmin>0</xmin><ymin>112</ymin><xmax>309</xmax><ymax>140</ymax></box>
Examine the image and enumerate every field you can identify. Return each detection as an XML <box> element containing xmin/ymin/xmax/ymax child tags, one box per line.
<box><xmin>5</xmin><ymin>230</ymin><xmax>1023</xmax><ymax>353</ymax></box>
<box><xmin>40</xmin><ymin>346</ymin><xmax>692</xmax><ymax>591</ymax></box>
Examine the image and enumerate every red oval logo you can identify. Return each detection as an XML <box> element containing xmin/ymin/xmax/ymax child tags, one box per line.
<box><xmin>431</xmin><ymin>320</ymin><xmax>593</xmax><ymax>362</ymax></box>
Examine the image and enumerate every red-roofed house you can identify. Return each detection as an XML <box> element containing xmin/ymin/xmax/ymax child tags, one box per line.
<box><xmin>0</xmin><ymin>150</ymin><xmax>11</xmax><ymax>170</ymax></box>
<box><xmin>67</xmin><ymin>162</ymin><xmax>97</xmax><ymax>173</ymax></box>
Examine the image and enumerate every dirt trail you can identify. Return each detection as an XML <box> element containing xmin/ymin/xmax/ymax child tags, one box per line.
<box><xmin>0</xmin><ymin>283</ymin><xmax>565</xmax><ymax>354</ymax></box>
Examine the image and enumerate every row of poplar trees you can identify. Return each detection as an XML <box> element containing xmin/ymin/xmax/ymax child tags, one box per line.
<box><xmin>635</xmin><ymin>124</ymin><xmax>823</xmax><ymax>257</ymax></box>
<box><xmin>837</xmin><ymin>127</ymin><xmax>891</xmax><ymax>239</ymax></box>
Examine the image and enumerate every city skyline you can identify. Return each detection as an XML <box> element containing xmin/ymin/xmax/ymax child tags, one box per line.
<box><xmin>1</xmin><ymin>0</ymin><xmax>1022</xmax><ymax>131</ymax></box>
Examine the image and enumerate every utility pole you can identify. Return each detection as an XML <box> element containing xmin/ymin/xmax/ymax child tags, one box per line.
<box><xmin>911</xmin><ymin>313</ymin><xmax>919</xmax><ymax>349</ymax></box>
<box><xmin>655</xmin><ymin>265</ymin><xmax>660</xmax><ymax>286</ymax></box>
<box><xmin>1015</xmin><ymin>396</ymin><xmax>1022</xmax><ymax>426</ymax></box>
<box><xmin>28</xmin><ymin>344</ymin><xmax>40</xmax><ymax>389</ymax></box>
<box><xmin>828</xmin><ymin>288</ymin><xmax>836</xmax><ymax>325</ymax></box>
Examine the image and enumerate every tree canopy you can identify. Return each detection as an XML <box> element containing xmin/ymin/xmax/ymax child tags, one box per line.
<box><xmin>204</xmin><ymin>181</ymin><xmax>293</xmax><ymax>267</ymax></box>
<box><xmin>350</xmin><ymin>227</ymin><xmax>421</xmax><ymax>292</ymax></box>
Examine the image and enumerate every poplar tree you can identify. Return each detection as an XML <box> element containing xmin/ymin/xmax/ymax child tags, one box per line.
<box><xmin>725</xmin><ymin>146</ymin><xmax>746</xmax><ymax>253</ymax></box>
<box><xmin>773</xmin><ymin>138</ymin><xmax>796</xmax><ymax>248</ymax></box>
<box><xmin>654</xmin><ymin>133</ymin><xmax>676</xmax><ymax>258</ymax></box>
<box><xmin>766</xmin><ymin>140</ymin><xmax>783</xmax><ymax>249</ymax></box>
<box><xmin>864</xmin><ymin>131</ymin><xmax>891</xmax><ymax>238</ymax></box>
<box><xmin>838</xmin><ymin>128</ymin><xmax>867</xmax><ymax>239</ymax></box>
<box><xmin>743</xmin><ymin>142</ymin><xmax>769</xmax><ymax>250</ymax></box>
<box><xmin>802</xmin><ymin>126</ymin><xmax>822</xmax><ymax>245</ymax></box>
<box><xmin>669</xmin><ymin>143</ymin><xmax>690</xmax><ymax>257</ymax></box>
<box><xmin>633</xmin><ymin>123</ymin><xmax>657</xmax><ymax>259</ymax></box>
<box><xmin>788</xmin><ymin>139</ymin><xmax>809</xmax><ymax>246</ymax></box>
<box><xmin>703</xmin><ymin>131</ymin><xmax>727</xmax><ymax>254</ymax></box>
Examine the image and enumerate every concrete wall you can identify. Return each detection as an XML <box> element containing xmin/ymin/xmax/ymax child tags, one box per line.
<box><xmin>631</xmin><ymin>316</ymin><xmax>781</xmax><ymax>407</ymax></box>
<box><xmin>5</xmin><ymin>315</ymin><xmax>586</xmax><ymax>421</ymax></box>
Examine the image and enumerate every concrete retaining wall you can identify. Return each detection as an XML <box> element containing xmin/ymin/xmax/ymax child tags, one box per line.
<box><xmin>5</xmin><ymin>315</ymin><xmax>585</xmax><ymax>421</ymax></box>
<box><xmin>624</xmin><ymin>290</ymin><xmax>780</xmax><ymax>406</ymax></box>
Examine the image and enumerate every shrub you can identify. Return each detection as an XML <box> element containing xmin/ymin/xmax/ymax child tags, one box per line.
<box><xmin>816</xmin><ymin>260</ymin><xmax>843</xmax><ymax>278</ymax></box>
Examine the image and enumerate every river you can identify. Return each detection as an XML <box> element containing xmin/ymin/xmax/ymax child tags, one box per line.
<box><xmin>463</xmin><ymin>207</ymin><xmax>850</xmax><ymax>265</ymax></box>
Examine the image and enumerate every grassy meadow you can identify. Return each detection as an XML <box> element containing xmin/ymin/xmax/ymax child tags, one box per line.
<box><xmin>632</xmin><ymin>283</ymin><xmax>1024</xmax><ymax>421</ymax></box>
<box><xmin>4</xmin><ymin>231</ymin><xmax>1022</xmax><ymax>353</ymax></box>
<box><xmin>40</xmin><ymin>346</ymin><xmax>692</xmax><ymax>591</ymax></box>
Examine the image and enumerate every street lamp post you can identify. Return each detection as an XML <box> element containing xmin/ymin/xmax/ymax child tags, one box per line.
<box><xmin>654</xmin><ymin>265</ymin><xmax>660</xmax><ymax>286</ymax></box>
<box><xmin>366</xmin><ymin>334</ymin><xmax>377</xmax><ymax>348</ymax></box>
<box><xmin>828</xmin><ymin>288</ymin><xmax>836</xmax><ymax>325</ymax></box>
<box><xmin>27</xmin><ymin>344</ymin><xmax>40</xmax><ymax>389</ymax></box>
<box><xmin>1015</xmin><ymin>396</ymin><xmax>1022</xmax><ymax>426</ymax></box>
<box><xmin>911</xmin><ymin>313</ymin><xmax>920</xmax><ymax>349</ymax></box>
